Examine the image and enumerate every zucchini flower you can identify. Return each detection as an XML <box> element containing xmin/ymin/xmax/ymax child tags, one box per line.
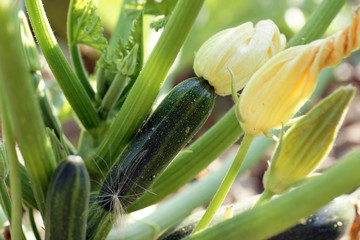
<box><xmin>237</xmin><ymin>7</ymin><xmax>360</xmax><ymax>136</ymax></box>
<box><xmin>194</xmin><ymin>20</ymin><xmax>286</xmax><ymax>96</ymax></box>
<box><xmin>263</xmin><ymin>86</ymin><xmax>356</xmax><ymax>194</ymax></box>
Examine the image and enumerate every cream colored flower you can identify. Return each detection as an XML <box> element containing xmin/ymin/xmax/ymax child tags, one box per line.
<box><xmin>263</xmin><ymin>86</ymin><xmax>355</xmax><ymax>194</ymax></box>
<box><xmin>194</xmin><ymin>20</ymin><xmax>286</xmax><ymax>96</ymax></box>
<box><xmin>237</xmin><ymin>7</ymin><xmax>360</xmax><ymax>136</ymax></box>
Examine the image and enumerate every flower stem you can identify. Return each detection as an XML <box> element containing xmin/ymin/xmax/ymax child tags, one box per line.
<box><xmin>253</xmin><ymin>189</ymin><xmax>274</xmax><ymax>207</ymax></box>
<box><xmin>193</xmin><ymin>134</ymin><xmax>255</xmax><ymax>233</ymax></box>
<box><xmin>24</xmin><ymin>0</ymin><xmax>100</xmax><ymax>130</ymax></box>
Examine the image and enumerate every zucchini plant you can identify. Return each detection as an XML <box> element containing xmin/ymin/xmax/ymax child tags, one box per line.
<box><xmin>0</xmin><ymin>0</ymin><xmax>359</xmax><ymax>239</ymax></box>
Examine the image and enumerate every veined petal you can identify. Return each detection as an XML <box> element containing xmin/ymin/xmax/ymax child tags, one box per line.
<box><xmin>194</xmin><ymin>20</ymin><xmax>285</xmax><ymax>96</ymax></box>
<box><xmin>238</xmin><ymin>6</ymin><xmax>360</xmax><ymax>136</ymax></box>
<box><xmin>263</xmin><ymin>86</ymin><xmax>356</xmax><ymax>194</ymax></box>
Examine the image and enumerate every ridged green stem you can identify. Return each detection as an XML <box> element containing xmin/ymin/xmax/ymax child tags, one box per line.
<box><xmin>24</xmin><ymin>0</ymin><xmax>100</xmax><ymax>130</ymax></box>
<box><xmin>187</xmin><ymin>148</ymin><xmax>360</xmax><ymax>240</ymax></box>
<box><xmin>87</xmin><ymin>0</ymin><xmax>205</xmax><ymax>176</ymax></box>
<box><xmin>0</xmin><ymin>0</ymin><xmax>56</xmax><ymax>216</ymax></box>
<box><xmin>253</xmin><ymin>189</ymin><xmax>274</xmax><ymax>207</ymax></box>
<box><xmin>1</xmin><ymin>91</ymin><xmax>24</xmax><ymax>240</ymax></box>
<box><xmin>287</xmin><ymin>0</ymin><xmax>346</xmax><ymax>47</ymax></box>
<box><xmin>193</xmin><ymin>134</ymin><xmax>255</xmax><ymax>233</ymax></box>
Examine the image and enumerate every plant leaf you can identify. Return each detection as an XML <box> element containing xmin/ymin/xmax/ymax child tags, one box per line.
<box><xmin>69</xmin><ymin>0</ymin><xmax>108</xmax><ymax>53</ymax></box>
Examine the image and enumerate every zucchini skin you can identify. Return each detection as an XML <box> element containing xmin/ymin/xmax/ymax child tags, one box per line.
<box><xmin>159</xmin><ymin>195</ymin><xmax>355</xmax><ymax>240</ymax></box>
<box><xmin>45</xmin><ymin>156</ymin><xmax>90</xmax><ymax>240</ymax></box>
<box><xmin>269</xmin><ymin>195</ymin><xmax>355</xmax><ymax>240</ymax></box>
<box><xmin>98</xmin><ymin>77</ymin><xmax>215</xmax><ymax>211</ymax></box>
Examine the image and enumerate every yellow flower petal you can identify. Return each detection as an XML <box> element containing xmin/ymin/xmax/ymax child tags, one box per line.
<box><xmin>194</xmin><ymin>20</ymin><xmax>285</xmax><ymax>96</ymax></box>
<box><xmin>238</xmin><ymin>6</ymin><xmax>360</xmax><ymax>136</ymax></box>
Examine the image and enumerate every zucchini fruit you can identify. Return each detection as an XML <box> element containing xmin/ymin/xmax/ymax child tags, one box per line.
<box><xmin>98</xmin><ymin>77</ymin><xmax>215</xmax><ymax>211</ymax></box>
<box><xmin>45</xmin><ymin>156</ymin><xmax>90</xmax><ymax>240</ymax></box>
<box><xmin>159</xmin><ymin>195</ymin><xmax>356</xmax><ymax>240</ymax></box>
<box><xmin>269</xmin><ymin>195</ymin><xmax>355</xmax><ymax>240</ymax></box>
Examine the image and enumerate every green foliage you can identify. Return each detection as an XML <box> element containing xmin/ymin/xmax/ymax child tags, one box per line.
<box><xmin>68</xmin><ymin>0</ymin><xmax>108</xmax><ymax>52</ymax></box>
<box><xmin>0</xmin><ymin>0</ymin><xmax>359</xmax><ymax>239</ymax></box>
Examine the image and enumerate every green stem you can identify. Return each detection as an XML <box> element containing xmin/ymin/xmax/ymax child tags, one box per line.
<box><xmin>24</xmin><ymin>0</ymin><xmax>100</xmax><ymax>130</ymax></box>
<box><xmin>186</xmin><ymin>148</ymin><xmax>360</xmax><ymax>240</ymax></box>
<box><xmin>1</xmin><ymin>93</ymin><xmax>24</xmax><ymax>240</ymax></box>
<box><xmin>253</xmin><ymin>189</ymin><xmax>274</xmax><ymax>207</ymax></box>
<box><xmin>193</xmin><ymin>134</ymin><xmax>255</xmax><ymax>233</ymax></box>
<box><xmin>99</xmin><ymin>73</ymin><xmax>130</xmax><ymax>119</ymax></box>
<box><xmin>287</xmin><ymin>0</ymin><xmax>346</xmax><ymax>47</ymax></box>
<box><xmin>0</xmin><ymin>1</ymin><xmax>56</xmax><ymax>216</ymax></box>
<box><xmin>87</xmin><ymin>0</ymin><xmax>205</xmax><ymax>176</ymax></box>
<box><xmin>28</xmin><ymin>208</ymin><xmax>41</xmax><ymax>240</ymax></box>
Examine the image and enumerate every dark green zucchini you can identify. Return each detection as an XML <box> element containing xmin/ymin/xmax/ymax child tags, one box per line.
<box><xmin>269</xmin><ymin>195</ymin><xmax>355</xmax><ymax>240</ymax></box>
<box><xmin>98</xmin><ymin>77</ymin><xmax>215</xmax><ymax>211</ymax></box>
<box><xmin>158</xmin><ymin>195</ymin><xmax>355</xmax><ymax>240</ymax></box>
<box><xmin>45</xmin><ymin>156</ymin><xmax>90</xmax><ymax>240</ymax></box>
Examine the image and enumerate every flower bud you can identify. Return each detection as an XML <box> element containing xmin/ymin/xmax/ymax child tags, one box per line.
<box><xmin>237</xmin><ymin>6</ymin><xmax>360</xmax><ymax>136</ymax></box>
<box><xmin>263</xmin><ymin>86</ymin><xmax>356</xmax><ymax>194</ymax></box>
<box><xmin>194</xmin><ymin>20</ymin><xmax>286</xmax><ymax>96</ymax></box>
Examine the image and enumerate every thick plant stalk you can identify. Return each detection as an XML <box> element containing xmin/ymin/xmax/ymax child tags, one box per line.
<box><xmin>186</xmin><ymin>148</ymin><xmax>360</xmax><ymax>240</ymax></box>
<box><xmin>0</xmin><ymin>0</ymin><xmax>56</xmax><ymax>216</ymax></box>
<box><xmin>87</xmin><ymin>0</ymin><xmax>206</xmax><ymax>177</ymax></box>
<box><xmin>24</xmin><ymin>0</ymin><xmax>100</xmax><ymax>130</ymax></box>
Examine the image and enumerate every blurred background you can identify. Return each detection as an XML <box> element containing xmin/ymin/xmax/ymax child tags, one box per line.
<box><xmin>39</xmin><ymin>0</ymin><xmax>360</xmax><ymax>212</ymax></box>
